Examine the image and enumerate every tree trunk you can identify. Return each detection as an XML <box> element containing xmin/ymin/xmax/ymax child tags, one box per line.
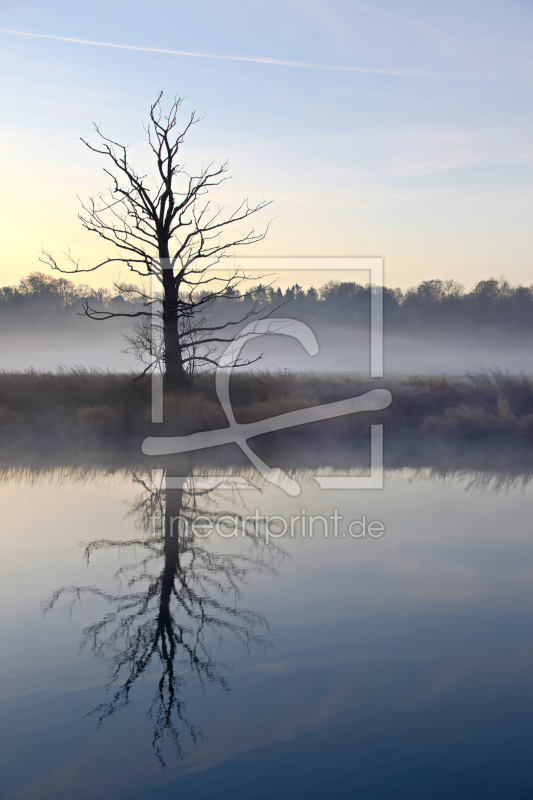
<box><xmin>161</xmin><ymin>265</ymin><xmax>191</xmax><ymax>393</ymax></box>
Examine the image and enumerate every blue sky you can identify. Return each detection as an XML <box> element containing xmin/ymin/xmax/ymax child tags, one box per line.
<box><xmin>1</xmin><ymin>0</ymin><xmax>532</xmax><ymax>289</ymax></box>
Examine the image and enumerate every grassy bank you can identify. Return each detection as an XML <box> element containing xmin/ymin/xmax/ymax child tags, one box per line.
<box><xmin>1</xmin><ymin>369</ymin><xmax>533</xmax><ymax>459</ymax></box>
<box><xmin>0</xmin><ymin>370</ymin><xmax>533</xmax><ymax>476</ymax></box>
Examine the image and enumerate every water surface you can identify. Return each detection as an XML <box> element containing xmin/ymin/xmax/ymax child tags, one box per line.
<box><xmin>1</xmin><ymin>466</ymin><xmax>533</xmax><ymax>799</ymax></box>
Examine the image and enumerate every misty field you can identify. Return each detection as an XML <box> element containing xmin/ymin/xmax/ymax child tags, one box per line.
<box><xmin>1</xmin><ymin>369</ymin><xmax>533</xmax><ymax>457</ymax></box>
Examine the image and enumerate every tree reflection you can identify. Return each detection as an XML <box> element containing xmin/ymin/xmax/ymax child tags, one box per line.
<box><xmin>45</xmin><ymin>471</ymin><xmax>280</xmax><ymax>764</ymax></box>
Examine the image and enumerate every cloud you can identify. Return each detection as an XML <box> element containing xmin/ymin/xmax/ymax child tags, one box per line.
<box><xmin>0</xmin><ymin>27</ymin><xmax>482</xmax><ymax>79</ymax></box>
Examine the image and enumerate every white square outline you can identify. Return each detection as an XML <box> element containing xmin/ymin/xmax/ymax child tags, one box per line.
<box><xmin>149</xmin><ymin>256</ymin><xmax>386</xmax><ymax>492</ymax></box>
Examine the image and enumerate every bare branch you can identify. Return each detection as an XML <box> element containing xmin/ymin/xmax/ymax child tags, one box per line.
<box><xmin>41</xmin><ymin>91</ymin><xmax>276</xmax><ymax>388</ymax></box>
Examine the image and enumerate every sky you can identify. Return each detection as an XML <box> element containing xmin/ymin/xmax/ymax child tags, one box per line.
<box><xmin>0</xmin><ymin>0</ymin><xmax>532</xmax><ymax>291</ymax></box>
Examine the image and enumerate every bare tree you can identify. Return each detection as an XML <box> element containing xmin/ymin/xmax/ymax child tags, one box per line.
<box><xmin>40</xmin><ymin>92</ymin><xmax>273</xmax><ymax>391</ymax></box>
<box><xmin>45</xmin><ymin>470</ymin><xmax>281</xmax><ymax>765</ymax></box>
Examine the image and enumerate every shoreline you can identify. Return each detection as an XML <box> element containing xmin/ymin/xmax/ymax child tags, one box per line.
<box><xmin>1</xmin><ymin>369</ymin><xmax>533</xmax><ymax>471</ymax></box>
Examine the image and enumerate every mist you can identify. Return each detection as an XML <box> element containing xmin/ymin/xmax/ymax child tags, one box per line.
<box><xmin>2</xmin><ymin>316</ymin><xmax>533</xmax><ymax>376</ymax></box>
<box><xmin>3</xmin><ymin>273</ymin><xmax>533</xmax><ymax>375</ymax></box>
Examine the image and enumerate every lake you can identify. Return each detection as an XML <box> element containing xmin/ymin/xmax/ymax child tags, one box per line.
<box><xmin>1</xmin><ymin>463</ymin><xmax>533</xmax><ymax>799</ymax></box>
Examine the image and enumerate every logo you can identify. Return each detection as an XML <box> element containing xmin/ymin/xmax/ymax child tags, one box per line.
<box><xmin>143</xmin><ymin>318</ymin><xmax>391</xmax><ymax>495</ymax></box>
<box><xmin>142</xmin><ymin>256</ymin><xmax>391</xmax><ymax>495</ymax></box>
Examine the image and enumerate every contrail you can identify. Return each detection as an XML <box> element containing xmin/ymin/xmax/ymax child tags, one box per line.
<box><xmin>0</xmin><ymin>27</ymin><xmax>468</xmax><ymax>78</ymax></box>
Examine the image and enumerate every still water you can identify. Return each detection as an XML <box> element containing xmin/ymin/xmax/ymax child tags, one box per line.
<box><xmin>1</xmin><ymin>465</ymin><xmax>533</xmax><ymax>799</ymax></box>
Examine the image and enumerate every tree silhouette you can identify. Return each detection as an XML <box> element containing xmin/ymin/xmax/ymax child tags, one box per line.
<box><xmin>45</xmin><ymin>471</ymin><xmax>280</xmax><ymax>765</ymax></box>
<box><xmin>40</xmin><ymin>92</ymin><xmax>273</xmax><ymax>390</ymax></box>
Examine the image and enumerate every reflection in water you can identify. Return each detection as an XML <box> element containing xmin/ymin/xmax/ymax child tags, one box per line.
<box><xmin>45</xmin><ymin>471</ymin><xmax>281</xmax><ymax>765</ymax></box>
<box><xmin>399</xmin><ymin>465</ymin><xmax>533</xmax><ymax>494</ymax></box>
<box><xmin>2</xmin><ymin>438</ymin><xmax>533</xmax><ymax>494</ymax></box>
<box><xmin>3</xmin><ymin>461</ymin><xmax>533</xmax><ymax>798</ymax></box>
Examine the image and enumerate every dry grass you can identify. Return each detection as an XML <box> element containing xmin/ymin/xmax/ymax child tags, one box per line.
<box><xmin>1</xmin><ymin>369</ymin><xmax>533</xmax><ymax>454</ymax></box>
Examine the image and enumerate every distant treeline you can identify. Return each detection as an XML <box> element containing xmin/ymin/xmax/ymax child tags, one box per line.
<box><xmin>0</xmin><ymin>273</ymin><xmax>119</xmax><ymax>315</ymax></box>
<box><xmin>2</xmin><ymin>271</ymin><xmax>533</xmax><ymax>332</ymax></box>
